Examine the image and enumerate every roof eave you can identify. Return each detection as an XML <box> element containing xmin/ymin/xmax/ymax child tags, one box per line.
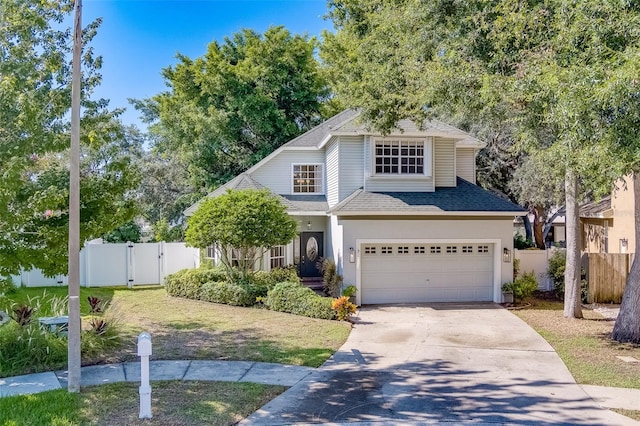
<box><xmin>288</xmin><ymin>210</ymin><xmax>329</xmax><ymax>216</ymax></box>
<box><xmin>332</xmin><ymin>210</ymin><xmax>526</xmax><ymax>217</ymax></box>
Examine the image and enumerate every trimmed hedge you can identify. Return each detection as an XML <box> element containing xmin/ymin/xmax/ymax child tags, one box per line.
<box><xmin>165</xmin><ymin>268</ymin><xmax>227</xmax><ymax>299</ymax></box>
<box><xmin>200</xmin><ymin>281</ymin><xmax>255</xmax><ymax>307</ymax></box>
<box><xmin>266</xmin><ymin>282</ymin><xmax>335</xmax><ymax>320</ymax></box>
<box><xmin>166</xmin><ymin>267</ymin><xmax>337</xmax><ymax>320</ymax></box>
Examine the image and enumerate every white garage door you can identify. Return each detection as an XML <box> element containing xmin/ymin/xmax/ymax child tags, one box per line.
<box><xmin>361</xmin><ymin>243</ymin><xmax>494</xmax><ymax>304</ymax></box>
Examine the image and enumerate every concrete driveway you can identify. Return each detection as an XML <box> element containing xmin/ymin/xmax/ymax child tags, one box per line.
<box><xmin>244</xmin><ymin>304</ymin><xmax>637</xmax><ymax>425</ymax></box>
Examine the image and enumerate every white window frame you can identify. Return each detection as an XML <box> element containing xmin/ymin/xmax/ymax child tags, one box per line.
<box><xmin>270</xmin><ymin>245</ymin><xmax>286</xmax><ymax>269</ymax></box>
<box><xmin>372</xmin><ymin>137</ymin><xmax>433</xmax><ymax>177</ymax></box>
<box><xmin>291</xmin><ymin>163</ymin><xmax>324</xmax><ymax>194</ymax></box>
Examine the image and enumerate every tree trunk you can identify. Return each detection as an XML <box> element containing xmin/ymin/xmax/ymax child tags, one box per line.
<box><xmin>523</xmin><ymin>214</ymin><xmax>533</xmax><ymax>242</ymax></box>
<box><xmin>533</xmin><ymin>205</ymin><xmax>546</xmax><ymax>249</ymax></box>
<box><xmin>612</xmin><ymin>172</ymin><xmax>640</xmax><ymax>342</ymax></box>
<box><xmin>564</xmin><ymin>170</ymin><xmax>583</xmax><ymax>319</ymax></box>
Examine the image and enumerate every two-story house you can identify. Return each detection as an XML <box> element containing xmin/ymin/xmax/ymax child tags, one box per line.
<box><xmin>186</xmin><ymin>109</ymin><xmax>525</xmax><ymax>305</ymax></box>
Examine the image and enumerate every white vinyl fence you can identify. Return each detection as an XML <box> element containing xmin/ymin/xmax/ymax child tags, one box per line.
<box><xmin>13</xmin><ymin>242</ymin><xmax>200</xmax><ymax>288</ymax></box>
<box><xmin>514</xmin><ymin>248</ymin><xmax>563</xmax><ymax>291</ymax></box>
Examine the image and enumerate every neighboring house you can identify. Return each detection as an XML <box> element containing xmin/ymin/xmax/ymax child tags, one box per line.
<box><xmin>513</xmin><ymin>213</ymin><xmax>566</xmax><ymax>247</ymax></box>
<box><xmin>581</xmin><ymin>175</ymin><xmax>635</xmax><ymax>254</ymax></box>
<box><xmin>186</xmin><ymin>109</ymin><xmax>525</xmax><ymax>305</ymax></box>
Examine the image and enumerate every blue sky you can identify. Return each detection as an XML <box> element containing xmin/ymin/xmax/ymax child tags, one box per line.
<box><xmin>82</xmin><ymin>0</ymin><xmax>332</xmax><ymax>128</ymax></box>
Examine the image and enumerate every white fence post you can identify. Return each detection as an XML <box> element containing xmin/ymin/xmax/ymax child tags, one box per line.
<box><xmin>127</xmin><ymin>242</ymin><xmax>134</xmax><ymax>289</ymax></box>
<box><xmin>137</xmin><ymin>332</ymin><xmax>152</xmax><ymax>419</ymax></box>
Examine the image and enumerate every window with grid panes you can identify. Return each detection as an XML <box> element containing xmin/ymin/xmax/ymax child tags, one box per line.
<box><xmin>375</xmin><ymin>140</ymin><xmax>424</xmax><ymax>175</ymax></box>
<box><xmin>293</xmin><ymin>164</ymin><xmax>323</xmax><ymax>193</ymax></box>
<box><xmin>270</xmin><ymin>245</ymin><xmax>285</xmax><ymax>269</ymax></box>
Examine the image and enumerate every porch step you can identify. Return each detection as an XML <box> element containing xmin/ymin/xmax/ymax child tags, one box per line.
<box><xmin>301</xmin><ymin>277</ymin><xmax>324</xmax><ymax>291</ymax></box>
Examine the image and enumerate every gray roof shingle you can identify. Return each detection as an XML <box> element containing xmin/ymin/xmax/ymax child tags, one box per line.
<box><xmin>278</xmin><ymin>194</ymin><xmax>329</xmax><ymax>213</ymax></box>
<box><xmin>285</xmin><ymin>109</ymin><xmax>360</xmax><ymax>147</ymax></box>
<box><xmin>185</xmin><ymin>174</ymin><xmax>328</xmax><ymax>216</ymax></box>
<box><xmin>332</xmin><ymin>178</ymin><xmax>525</xmax><ymax>214</ymax></box>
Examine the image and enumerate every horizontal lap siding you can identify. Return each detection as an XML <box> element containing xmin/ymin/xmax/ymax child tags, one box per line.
<box><xmin>456</xmin><ymin>148</ymin><xmax>476</xmax><ymax>184</ymax></box>
<box><xmin>326</xmin><ymin>140</ymin><xmax>339</xmax><ymax>207</ymax></box>
<box><xmin>339</xmin><ymin>137</ymin><xmax>364</xmax><ymax>202</ymax></box>
<box><xmin>251</xmin><ymin>150</ymin><xmax>325</xmax><ymax>194</ymax></box>
<box><xmin>435</xmin><ymin>138</ymin><xmax>456</xmax><ymax>187</ymax></box>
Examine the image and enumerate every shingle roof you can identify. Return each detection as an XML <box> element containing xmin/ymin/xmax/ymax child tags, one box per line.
<box><xmin>284</xmin><ymin>109</ymin><xmax>483</xmax><ymax>148</ymax></box>
<box><xmin>184</xmin><ymin>174</ymin><xmax>328</xmax><ymax>216</ymax></box>
<box><xmin>332</xmin><ymin>178</ymin><xmax>525</xmax><ymax>215</ymax></box>
<box><xmin>580</xmin><ymin>196</ymin><xmax>612</xmax><ymax>218</ymax></box>
<box><xmin>285</xmin><ymin>109</ymin><xmax>360</xmax><ymax>147</ymax></box>
<box><xmin>333</xmin><ymin>116</ymin><xmax>473</xmax><ymax>139</ymax></box>
<box><xmin>184</xmin><ymin>174</ymin><xmax>266</xmax><ymax>216</ymax></box>
<box><xmin>278</xmin><ymin>194</ymin><xmax>329</xmax><ymax>213</ymax></box>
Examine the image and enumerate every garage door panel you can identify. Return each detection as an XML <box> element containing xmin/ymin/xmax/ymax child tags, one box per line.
<box><xmin>361</xmin><ymin>243</ymin><xmax>494</xmax><ymax>304</ymax></box>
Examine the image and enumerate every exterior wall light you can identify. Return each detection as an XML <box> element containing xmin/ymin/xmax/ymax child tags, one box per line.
<box><xmin>620</xmin><ymin>238</ymin><xmax>629</xmax><ymax>254</ymax></box>
<box><xmin>306</xmin><ymin>220</ymin><xmax>312</xmax><ymax>230</ymax></box>
<box><xmin>503</xmin><ymin>248</ymin><xmax>512</xmax><ymax>263</ymax></box>
<box><xmin>349</xmin><ymin>247</ymin><xmax>355</xmax><ymax>263</ymax></box>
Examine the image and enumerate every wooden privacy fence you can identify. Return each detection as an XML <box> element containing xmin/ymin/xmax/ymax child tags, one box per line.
<box><xmin>585</xmin><ymin>253</ymin><xmax>632</xmax><ymax>303</ymax></box>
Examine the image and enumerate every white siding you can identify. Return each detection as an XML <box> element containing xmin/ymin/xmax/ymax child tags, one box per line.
<box><xmin>251</xmin><ymin>150</ymin><xmax>325</xmax><ymax>194</ymax></box>
<box><xmin>435</xmin><ymin>138</ymin><xmax>456</xmax><ymax>187</ymax></box>
<box><xmin>456</xmin><ymin>148</ymin><xmax>476</xmax><ymax>184</ymax></box>
<box><xmin>339</xmin><ymin>136</ymin><xmax>364</xmax><ymax>202</ymax></box>
<box><xmin>326</xmin><ymin>140</ymin><xmax>340</xmax><ymax>207</ymax></box>
<box><xmin>328</xmin><ymin>215</ymin><xmax>343</xmax><ymax>274</ymax></box>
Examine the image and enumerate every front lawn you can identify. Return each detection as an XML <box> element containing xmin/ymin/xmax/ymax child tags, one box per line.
<box><xmin>512</xmin><ymin>297</ymin><xmax>640</xmax><ymax>389</ymax></box>
<box><xmin>0</xmin><ymin>381</ymin><xmax>285</xmax><ymax>426</ymax></box>
<box><xmin>0</xmin><ymin>286</ymin><xmax>351</xmax><ymax>377</ymax></box>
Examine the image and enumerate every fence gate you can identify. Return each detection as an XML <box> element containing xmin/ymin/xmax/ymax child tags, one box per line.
<box><xmin>128</xmin><ymin>243</ymin><xmax>163</xmax><ymax>287</ymax></box>
<box><xmin>587</xmin><ymin>253</ymin><xmax>630</xmax><ymax>303</ymax></box>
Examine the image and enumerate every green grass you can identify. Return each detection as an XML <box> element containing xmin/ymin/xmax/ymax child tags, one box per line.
<box><xmin>612</xmin><ymin>409</ymin><xmax>640</xmax><ymax>421</ymax></box>
<box><xmin>0</xmin><ymin>381</ymin><xmax>285</xmax><ymax>426</ymax></box>
<box><xmin>513</xmin><ymin>297</ymin><xmax>640</xmax><ymax>388</ymax></box>
<box><xmin>0</xmin><ymin>286</ymin><xmax>351</xmax><ymax>377</ymax></box>
<box><xmin>0</xmin><ymin>287</ymin><xmax>118</xmax><ymax>317</ymax></box>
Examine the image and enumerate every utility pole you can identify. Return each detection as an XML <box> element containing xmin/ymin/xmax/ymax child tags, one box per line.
<box><xmin>68</xmin><ymin>0</ymin><xmax>82</xmax><ymax>393</ymax></box>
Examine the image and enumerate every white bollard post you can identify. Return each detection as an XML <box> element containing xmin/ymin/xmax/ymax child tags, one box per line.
<box><xmin>137</xmin><ymin>332</ymin><xmax>152</xmax><ymax>419</ymax></box>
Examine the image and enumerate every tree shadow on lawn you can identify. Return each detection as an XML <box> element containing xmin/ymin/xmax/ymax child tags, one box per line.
<box><xmin>252</xmin><ymin>356</ymin><xmax>618</xmax><ymax>426</ymax></box>
<box><xmin>98</xmin><ymin>325</ymin><xmax>335</xmax><ymax>368</ymax></box>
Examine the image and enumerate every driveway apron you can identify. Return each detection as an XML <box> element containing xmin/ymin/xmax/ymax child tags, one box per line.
<box><xmin>244</xmin><ymin>304</ymin><xmax>637</xmax><ymax>425</ymax></box>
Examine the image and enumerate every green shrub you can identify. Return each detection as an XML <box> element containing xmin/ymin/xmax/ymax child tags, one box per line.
<box><xmin>81</xmin><ymin>320</ymin><xmax>122</xmax><ymax>360</ymax></box>
<box><xmin>514</xmin><ymin>234</ymin><xmax>534</xmax><ymax>250</ymax></box>
<box><xmin>0</xmin><ymin>322</ymin><xmax>67</xmax><ymax>377</ymax></box>
<box><xmin>200</xmin><ymin>281</ymin><xmax>255</xmax><ymax>307</ymax></box>
<box><xmin>267</xmin><ymin>266</ymin><xmax>301</xmax><ymax>285</ymax></box>
<box><xmin>548</xmin><ymin>250</ymin><xmax>588</xmax><ymax>302</ymax></box>
<box><xmin>0</xmin><ymin>276</ymin><xmax>16</xmax><ymax>296</ymax></box>
<box><xmin>266</xmin><ymin>282</ymin><xmax>335</xmax><ymax>320</ymax></box>
<box><xmin>503</xmin><ymin>271</ymin><xmax>539</xmax><ymax>303</ymax></box>
<box><xmin>165</xmin><ymin>267</ymin><xmax>227</xmax><ymax>299</ymax></box>
<box><xmin>548</xmin><ymin>250</ymin><xmax>566</xmax><ymax>294</ymax></box>
<box><xmin>237</xmin><ymin>267</ymin><xmax>302</xmax><ymax>301</ymax></box>
<box><xmin>342</xmin><ymin>285</ymin><xmax>357</xmax><ymax>298</ymax></box>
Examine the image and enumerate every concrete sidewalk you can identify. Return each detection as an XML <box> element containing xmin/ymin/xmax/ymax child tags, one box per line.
<box><xmin>0</xmin><ymin>360</ymin><xmax>314</xmax><ymax>398</ymax></box>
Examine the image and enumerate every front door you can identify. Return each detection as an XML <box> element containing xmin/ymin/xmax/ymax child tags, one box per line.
<box><xmin>300</xmin><ymin>232</ymin><xmax>323</xmax><ymax>277</ymax></box>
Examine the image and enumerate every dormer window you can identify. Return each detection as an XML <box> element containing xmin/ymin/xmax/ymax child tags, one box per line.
<box><xmin>292</xmin><ymin>164</ymin><xmax>323</xmax><ymax>193</ymax></box>
<box><xmin>374</xmin><ymin>139</ymin><xmax>432</xmax><ymax>176</ymax></box>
